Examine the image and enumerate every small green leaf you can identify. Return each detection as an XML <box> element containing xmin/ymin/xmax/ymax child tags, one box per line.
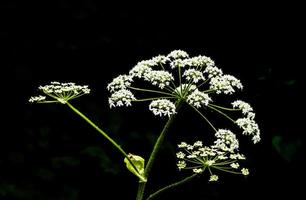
<box><xmin>124</xmin><ymin>154</ymin><xmax>147</xmax><ymax>182</ymax></box>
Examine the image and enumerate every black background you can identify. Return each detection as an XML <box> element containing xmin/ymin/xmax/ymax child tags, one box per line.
<box><xmin>2</xmin><ymin>1</ymin><xmax>305</xmax><ymax>199</ymax></box>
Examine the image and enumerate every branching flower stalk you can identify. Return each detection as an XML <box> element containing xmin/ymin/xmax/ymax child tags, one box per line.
<box><xmin>29</xmin><ymin>82</ymin><xmax>145</xmax><ymax>181</ymax></box>
<box><xmin>30</xmin><ymin>50</ymin><xmax>261</xmax><ymax>200</ymax></box>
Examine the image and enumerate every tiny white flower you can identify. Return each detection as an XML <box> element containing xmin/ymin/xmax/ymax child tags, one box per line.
<box><xmin>252</xmin><ymin>134</ymin><xmax>261</xmax><ymax>144</ymax></box>
<box><xmin>178</xmin><ymin>142</ymin><xmax>188</xmax><ymax>148</ymax></box>
<box><xmin>149</xmin><ymin>99</ymin><xmax>176</xmax><ymax>117</ymax></box>
<box><xmin>177</xmin><ymin>160</ymin><xmax>186</xmax><ymax>170</ymax></box>
<box><xmin>230</xmin><ymin>153</ymin><xmax>246</xmax><ymax>160</ymax></box>
<box><xmin>247</xmin><ymin>112</ymin><xmax>256</xmax><ymax>120</ymax></box>
<box><xmin>241</xmin><ymin>168</ymin><xmax>249</xmax><ymax>176</ymax></box>
<box><xmin>176</xmin><ymin>152</ymin><xmax>185</xmax><ymax>159</ymax></box>
<box><xmin>187</xmin><ymin>90</ymin><xmax>212</xmax><ymax>108</ymax></box>
<box><xmin>230</xmin><ymin>163</ymin><xmax>240</xmax><ymax>169</ymax></box>
<box><xmin>193</xmin><ymin>168</ymin><xmax>203</xmax><ymax>174</ymax></box>
<box><xmin>209</xmin><ymin>175</ymin><xmax>219</xmax><ymax>182</ymax></box>
<box><xmin>194</xmin><ymin>141</ymin><xmax>203</xmax><ymax>147</ymax></box>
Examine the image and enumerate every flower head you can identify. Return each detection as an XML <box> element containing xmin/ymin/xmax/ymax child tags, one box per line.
<box><xmin>109</xmin><ymin>89</ymin><xmax>136</xmax><ymax>108</ymax></box>
<box><xmin>187</xmin><ymin>90</ymin><xmax>212</xmax><ymax>108</ymax></box>
<box><xmin>232</xmin><ymin>100</ymin><xmax>253</xmax><ymax>115</ymax></box>
<box><xmin>108</xmin><ymin>50</ymin><xmax>242</xmax><ymax>116</ymax></box>
<box><xmin>107</xmin><ymin>50</ymin><xmax>260</xmax><ymax>148</ymax></box>
<box><xmin>107</xmin><ymin>75</ymin><xmax>133</xmax><ymax>92</ymax></box>
<box><xmin>209</xmin><ymin>75</ymin><xmax>243</xmax><ymax>94</ymax></box>
<box><xmin>29</xmin><ymin>82</ymin><xmax>90</xmax><ymax>104</ymax></box>
<box><xmin>236</xmin><ymin>117</ymin><xmax>261</xmax><ymax>144</ymax></box>
<box><xmin>167</xmin><ymin>50</ymin><xmax>189</xmax><ymax>59</ymax></box>
<box><xmin>209</xmin><ymin>175</ymin><xmax>219</xmax><ymax>182</ymax></box>
<box><xmin>176</xmin><ymin>128</ymin><xmax>249</xmax><ymax>182</ymax></box>
<box><xmin>183</xmin><ymin>69</ymin><xmax>205</xmax><ymax>83</ymax></box>
<box><xmin>144</xmin><ymin>70</ymin><xmax>174</xmax><ymax>89</ymax></box>
<box><xmin>149</xmin><ymin>99</ymin><xmax>176</xmax><ymax>117</ymax></box>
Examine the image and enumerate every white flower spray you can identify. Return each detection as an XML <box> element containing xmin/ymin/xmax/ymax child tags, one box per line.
<box><xmin>30</xmin><ymin>50</ymin><xmax>261</xmax><ymax>200</ymax></box>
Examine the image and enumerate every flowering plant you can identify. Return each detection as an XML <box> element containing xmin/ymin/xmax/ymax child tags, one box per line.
<box><xmin>30</xmin><ymin>50</ymin><xmax>260</xmax><ymax>200</ymax></box>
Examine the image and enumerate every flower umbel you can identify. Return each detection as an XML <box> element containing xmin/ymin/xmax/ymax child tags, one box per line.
<box><xmin>176</xmin><ymin>134</ymin><xmax>249</xmax><ymax>182</ymax></box>
<box><xmin>107</xmin><ymin>50</ymin><xmax>260</xmax><ymax>143</ymax></box>
<box><xmin>29</xmin><ymin>82</ymin><xmax>90</xmax><ymax>104</ymax></box>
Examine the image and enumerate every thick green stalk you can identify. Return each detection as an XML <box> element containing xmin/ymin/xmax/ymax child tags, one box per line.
<box><xmin>66</xmin><ymin>102</ymin><xmax>142</xmax><ymax>179</ymax></box>
<box><xmin>146</xmin><ymin>174</ymin><xmax>198</xmax><ymax>200</ymax></box>
<box><xmin>136</xmin><ymin>101</ymin><xmax>183</xmax><ymax>200</ymax></box>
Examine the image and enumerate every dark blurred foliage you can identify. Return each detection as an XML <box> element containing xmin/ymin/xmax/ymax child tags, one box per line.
<box><xmin>1</xmin><ymin>1</ymin><xmax>305</xmax><ymax>199</ymax></box>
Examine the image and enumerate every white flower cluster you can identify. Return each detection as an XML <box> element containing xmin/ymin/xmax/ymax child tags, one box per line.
<box><xmin>236</xmin><ymin>117</ymin><xmax>261</xmax><ymax>144</ymax></box>
<box><xmin>183</xmin><ymin>69</ymin><xmax>205</xmax><ymax>83</ymax></box>
<box><xmin>232</xmin><ymin>100</ymin><xmax>253</xmax><ymax>114</ymax></box>
<box><xmin>170</xmin><ymin>59</ymin><xmax>186</xmax><ymax>69</ymax></box>
<box><xmin>231</xmin><ymin>100</ymin><xmax>260</xmax><ymax>144</ymax></box>
<box><xmin>107</xmin><ymin>75</ymin><xmax>133</xmax><ymax>92</ymax></box>
<box><xmin>152</xmin><ymin>55</ymin><xmax>170</xmax><ymax>64</ymax></box>
<box><xmin>144</xmin><ymin>70</ymin><xmax>174</xmax><ymax>89</ymax></box>
<box><xmin>29</xmin><ymin>95</ymin><xmax>46</xmax><ymax>103</ymax></box>
<box><xmin>149</xmin><ymin>99</ymin><xmax>176</xmax><ymax>117</ymax></box>
<box><xmin>185</xmin><ymin>56</ymin><xmax>215</xmax><ymax>68</ymax></box>
<box><xmin>167</xmin><ymin>50</ymin><xmax>189</xmax><ymax>59</ymax></box>
<box><xmin>106</xmin><ymin>48</ymin><xmax>259</xmax><ymax>144</ymax></box>
<box><xmin>187</xmin><ymin>90</ymin><xmax>212</xmax><ymax>108</ymax></box>
<box><xmin>176</xmin><ymin>135</ymin><xmax>249</xmax><ymax>181</ymax></box>
<box><xmin>209</xmin><ymin>75</ymin><xmax>243</xmax><ymax>94</ymax></box>
<box><xmin>129</xmin><ymin>60</ymin><xmax>155</xmax><ymax>78</ymax></box>
<box><xmin>212</xmin><ymin>129</ymin><xmax>239</xmax><ymax>152</ymax></box>
<box><xmin>109</xmin><ymin>89</ymin><xmax>136</xmax><ymax>108</ymax></box>
<box><xmin>29</xmin><ymin>82</ymin><xmax>90</xmax><ymax>104</ymax></box>
<box><xmin>204</xmin><ymin>66</ymin><xmax>223</xmax><ymax>78</ymax></box>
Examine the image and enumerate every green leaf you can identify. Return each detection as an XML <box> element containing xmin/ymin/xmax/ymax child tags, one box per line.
<box><xmin>124</xmin><ymin>154</ymin><xmax>147</xmax><ymax>182</ymax></box>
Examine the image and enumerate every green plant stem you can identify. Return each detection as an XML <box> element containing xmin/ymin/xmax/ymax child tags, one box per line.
<box><xmin>209</xmin><ymin>103</ymin><xmax>240</xmax><ymax>111</ymax></box>
<box><xmin>208</xmin><ymin>105</ymin><xmax>236</xmax><ymax>123</ymax></box>
<box><xmin>136</xmin><ymin>100</ymin><xmax>183</xmax><ymax>200</ymax></box>
<box><xmin>128</xmin><ymin>86</ymin><xmax>176</xmax><ymax>97</ymax></box>
<box><xmin>146</xmin><ymin>174</ymin><xmax>198</xmax><ymax>200</ymax></box>
<box><xmin>189</xmin><ymin>104</ymin><xmax>217</xmax><ymax>132</ymax></box>
<box><xmin>66</xmin><ymin>102</ymin><xmax>142</xmax><ymax>180</ymax></box>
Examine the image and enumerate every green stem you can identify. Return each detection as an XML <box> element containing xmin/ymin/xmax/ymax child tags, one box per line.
<box><xmin>66</xmin><ymin>102</ymin><xmax>141</xmax><ymax>179</ymax></box>
<box><xmin>189</xmin><ymin>104</ymin><xmax>217</xmax><ymax>132</ymax></box>
<box><xmin>133</xmin><ymin>96</ymin><xmax>177</xmax><ymax>102</ymax></box>
<box><xmin>128</xmin><ymin>86</ymin><xmax>176</xmax><ymax>97</ymax></box>
<box><xmin>137</xmin><ymin>182</ymin><xmax>146</xmax><ymax>200</ymax></box>
<box><xmin>208</xmin><ymin>105</ymin><xmax>236</xmax><ymax>123</ymax></box>
<box><xmin>197</xmin><ymin>77</ymin><xmax>210</xmax><ymax>88</ymax></box>
<box><xmin>146</xmin><ymin>174</ymin><xmax>198</xmax><ymax>200</ymax></box>
<box><xmin>209</xmin><ymin>103</ymin><xmax>240</xmax><ymax>111</ymax></box>
<box><xmin>136</xmin><ymin>100</ymin><xmax>183</xmax><ymax>200</ymax></box>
